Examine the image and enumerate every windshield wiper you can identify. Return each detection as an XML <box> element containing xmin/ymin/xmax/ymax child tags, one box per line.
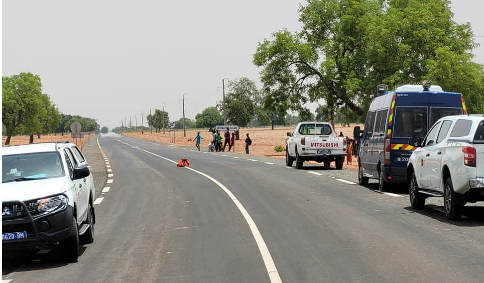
<box><xmin>3</xmin><ymin>177</ymin><xmax>47</xmax><ymax>183</ymax></box>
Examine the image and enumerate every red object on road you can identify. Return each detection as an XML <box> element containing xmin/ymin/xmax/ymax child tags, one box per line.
<box><xmin>177</xmin><ymin>157</ymin><xmax>190</xmax><ymax>167</ymax></box>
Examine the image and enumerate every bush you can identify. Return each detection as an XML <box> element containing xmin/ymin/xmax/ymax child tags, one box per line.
<box><xmin>274</xmin><ymin>145</ymin><xmax>284</xmax><ymax>152</ymax></box>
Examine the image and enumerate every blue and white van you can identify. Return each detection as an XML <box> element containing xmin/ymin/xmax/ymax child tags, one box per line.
<box><xmin>355</xmin><ymin>83</ymin><xmax>467</xmax><ymax>191</ymax></box>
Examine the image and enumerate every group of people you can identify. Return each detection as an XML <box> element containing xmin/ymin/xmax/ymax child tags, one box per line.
<box><xmin>194</xmin><ymin>128</ymin><xmax>252</xmax><ymax>154</ymax></box>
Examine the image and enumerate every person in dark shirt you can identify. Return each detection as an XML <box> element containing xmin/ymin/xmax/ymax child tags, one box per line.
<box><xmin>223</xmin><ymin>128</ymin><xmax>230</xmax><ymax>152</ymax></box>
<box><xmin>245</xmin><ymin>133</ymin><xmax>252</xmax><ymax>154</ymax></box>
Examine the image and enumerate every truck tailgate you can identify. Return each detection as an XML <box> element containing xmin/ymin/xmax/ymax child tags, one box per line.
<box><xmin>305</xmin><ymin>136</ymin><xmax>344</xmax><ymax>153</ymax></box>
<box><xmin>475</xmin><ymin>144</ymin><xmax>484</xmax><ymax>177</ymax></box>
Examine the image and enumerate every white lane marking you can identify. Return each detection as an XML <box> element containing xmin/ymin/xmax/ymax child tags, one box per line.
<box><xmin>308</xmin><ymin>171</ymin><xmax>323</xmax><ymax>176</ymax></box>
<box><xmin>377</xmin><ymin>191</ymin><xmax>403</xmax><ymax>197</ymax></box>
<box><xmin>106</xmin><ymin>165</ymin><xmax>111</xmax><ymax>168</ymax></box>
<box><xmin>107</xmin><ymin>169</ymin><xmax>112</xmax><ymax>172</ymax></box>
<box><xmin>247</xmin><ymin>159</ymin><xmax>258</xmax><ymax>162</ymax></box>
<box><xmin>94</xmin><ymin>197</ymin><xmax>104</xmax><ymax>205</ymax></box>
<box><xmin>336</xmin><ymin>179</ymin><xmax>356</xmax><ymax>185</ymax></box>
<box><xmin>233</xmin><ymin>156</ymin><xmax>240</xmax><ymax>159</ymax></box>
<box><xmin>264</xmin><ymin>162</ymin><xmax>275</xmax><ymax>165</ymax></box>
<box><xmin>108</xmin><ymin>173</ymin><xmax>114</xmax><ymax>177</ymax></box>
<box><xmin>105</xmin><ymin>162</ymin><xmax>110</xmax><ymax>165</ymax></box>
<box><xmin>113</xmin><ymin>139</ymin><xmax>283</xmax><ymax>283</ymax></box>
<box><xmin>107</xmin><ymin>179</ymin><xmax>113</xmax><ymax>184</ymax></box>
<box><xmin>102</xmin><ymin>187</ymin><xmax>111</xmax><ymax>193</ymax></box>
<box><xmin>3</xmin><ymin>280</ymin><xmax>13</xmax><ymax>283</ymax></box>
<box><xmin>221</xmin><ymin>154</ymin><xmax>228</xmax><ymax>157</ymax></box>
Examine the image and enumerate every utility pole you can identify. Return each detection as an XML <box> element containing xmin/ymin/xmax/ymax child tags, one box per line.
<box><xmin>222</xmin><ymin>78</ymin><xmax>228</xmax><ymax>125</ymax></box>
<box><xmin>135</xmin><ymin>114</ymin><xmax>137</xmax><ymax>132</ymax></box>
<box><xmin>182</xmin><ymin>93</ymin><xmax>186</xmax><ymax>137</ymax></box>
<box><xmin>121</xmin><ymin>120</ymin><xmax>123</xmax><ymax>133</ymax></box>
<box><xmin>141</xmin><ymin>111</ymin><xmax>144</xmax><ymax>134</ymax></box>
<box><xmin>150</xmin><ymin>109</ymin><xmax>152</xmax><ymax>134</ymax></box>
<box><xmin>130</xmin><ymin>117</ymin><xmax>132</xmax><ymax>131</ymax></box>
<box><xmin>162</xmin><ymin>103</ymin><xmax>166</xmax><ymax>134</ymax></box>
<box><xmin>125</xmin><ymin>118</ymin><xmax>127</xmax><ymax>132</ymax></box>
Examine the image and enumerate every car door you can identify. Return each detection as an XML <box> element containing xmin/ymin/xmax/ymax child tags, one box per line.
<box><xmin>65</xmin><ymin>149</ymin><xmax>87</xmax><ymax>223</ymax></box>
<box><xmin>70</xmin><ymin>146</ymin><xmax>93</xmax><ymax>200</ymax></box>
<box><xmin>418</xmin><ymin>121</ymin><xmax>442</xmax><ymax>188</ymax></box>
<box><xmin>427</xmin><ymin>120</ymin><xmax>453</xmax><ymax>190</ymax></box>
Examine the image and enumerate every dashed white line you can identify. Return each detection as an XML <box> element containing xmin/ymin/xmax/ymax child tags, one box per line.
<box><xmin>247</xmin><ymin>159</ymin><xmax>258</xmax><ymax>162</ymax></box>
<box><xmin>108</xmin><ymin>173</ymin><xmax>114</xmax><ymax>177</ymax></box>
<box><xmin>221</xmin><ymin>154</ymin><xmax>228</xmax><ymax>157</ymax></box>
<box><xmin>308</xmin><ymin>171</ymin><xmax>323</xmax><ymax>176</ymax></box>
<box><xmin>105</xmin><ymin>162</ymin><xmax>110</xmax><ymax>165</ymax></box>
<box><xmin>102</xmin><ymin>187</ymin><xmax>111</xmax><ymax>193</ymax></box>
<box><xmin>107</xmin><ymin>169</ymin><xmax>112</xmax><ymax>172</ymax></box>
<box><xmin>264</xmin><ymin>162</ymin><xmax>275</xmax><ymax>165</ymax></box>
<box><xmin>336</xmin><ymin>179</ymin><xmax>356</xmax><ymax>185</ymax></box>
<box><xmin>93</xmin><ymin>197</ymin><xmax>104</xmax><ymax>205</ymax></box>
<box><xmin>233</xmin><ymin>156</ymin><xmax>240</xmax><ymax>159</ymax></box>
<box><xmin>107</xmin><ymin>179</ymin><xmax>113</xmax><ymax>184</ymax></box>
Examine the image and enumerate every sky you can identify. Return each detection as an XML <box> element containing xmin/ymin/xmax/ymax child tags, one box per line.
<box><xmin>2</xmin><ymin>0</ymin><xmax>484</xmax><ymax>129</ymax></box>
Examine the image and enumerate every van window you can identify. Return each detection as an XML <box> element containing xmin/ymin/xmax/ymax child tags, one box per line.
<box><xmin>473</xmin><ymin>120</ymin><xmax>484</xmax><ymax>142</ymax></box>
<box><xmin>393</xmin><ymin>107</ymin><xmax>428</xmax><ymax>138</ymax></box>
<box><xmin>450</xmin><ymin>119</ymin><xmax>473</xmax><ymax>137</ymax></box>
<box><xmin>364</xmin><ymin>111</ymin><xmax>376</xmax><ymax>138</ymax></box>
<box><xmin>436</xmin><ymin>120</ymin><xmax>452</xmax><ymax>143</ymax></box>
<box><xmin>431</xmin><ymin>107</ymin><xmax>462</xmax><ymax>126</ymax></box>
<box><xmin>375</xmin><ymin>109</ymin><xmax>388</xmax><ymax>134</ymax></box>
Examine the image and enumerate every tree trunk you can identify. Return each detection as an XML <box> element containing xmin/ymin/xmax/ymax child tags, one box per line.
<box><xmin>5</xmin><ymin>135</ymin><xmax>11</xmax><ymax>145</ymax></box>
<box><xmin>37</xmin><ymin>133</ymin><xmax>41</xmax><ymax>139</ymax></box>
<box><xmin>327</xmin><ymin>94</ymin><xmax>336</xmax><ymax>130</ymax></box>
<box><xmin>29</xmin><ymin>134</ymin><xmax>34</xmax><ymax>144</ymax></box>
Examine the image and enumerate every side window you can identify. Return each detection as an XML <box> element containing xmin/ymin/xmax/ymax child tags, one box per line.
<box><xmin>64</xmin><ymin>150</ymin><xmax>74</xmax><ymax>178</ymax></box>
<box><xmin>436</xmin><ymin>120</ymin><xmax>453</xmax><ymax>144</ymax></box>
<box><xmin>72</xmin><ymin>146</ymin><xmax>86</xmax><ymax>163</ymax></box>
<box><xmin>450</xmin><ymin>119</ymin><xmax>473</xmax><ymax>137</ymax></box>
<box><xmin>66</xmin><ymin>148</ymin><xmax>79</xmax><ymax>167</ymax></box>
<box><xmin>364</xmin><ymin>111</ymin><xmax>376</xmax><ymax>138</ymax></box>
<box><xmin>423</xmin><ymin>121</ymin><xmax>442</xmax><ymax>147</ymax></box>
<box><xmin>375</xmin><ymin>109</ymin><xmax>388</xmax><ymax>135</ymax></box>
<box><xmin>474</xmin><ymin>120</ymin><xmax>484</xmax><ymax>141</ymax></box>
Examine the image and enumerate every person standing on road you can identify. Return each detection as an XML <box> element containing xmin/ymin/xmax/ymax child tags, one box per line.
<box><xmin>212</xmin><ymin>129</ymin><xmax>218</xmax><ymax>151</ymax></box>
<box><xmin>229</xmin><ymin>132</ymin><xmax>235</xmax><ymax>152</ymax></box>
<box><xmin>346</xmin><ymin>139</ymin><xmax>353</xmax><ymax>165</ymax></box>
<box><xmin>195</xmin><ymin>132</ymin><xmax>203</xmax><ymax>151</ymax></box>
<box><xmin>216</xmin><ymin>131</ymin><xmax>223</xmax><ymax>152</ymax></box>
<box><xmin>245</xmin><ymin>133</ymin><xmax>252</xmax><ymax>154</ymax></box>
<box><xmin>223</xmin><ymin>127</ymin><xmax>230</xmax><ymax>152</ymax></box>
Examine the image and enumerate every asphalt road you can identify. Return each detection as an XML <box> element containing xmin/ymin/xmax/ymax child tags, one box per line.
<box><xmin>3</xmin><ymin>133</ymin><xmax>484</xmax><ymax>283</ymax></box>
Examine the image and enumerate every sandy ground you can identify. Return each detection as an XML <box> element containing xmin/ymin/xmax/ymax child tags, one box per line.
<box><xmin>2</xmin><ymin>133</ymin><xmax>94</xmax><ymax>152</ymax></box>
<box><xmin>123</xmin><ymin>124</ymin><xmax>362</xmax><ymax>171</ymax></box>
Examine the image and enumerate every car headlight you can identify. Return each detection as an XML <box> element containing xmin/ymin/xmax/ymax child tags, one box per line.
<box><xmin>37</xmin><ymin>195</ymin><xmax>68</xmax><ymax>213</ymax></box>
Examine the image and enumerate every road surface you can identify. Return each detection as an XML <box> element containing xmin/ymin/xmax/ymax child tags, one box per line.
<box><xmin>3</xmin><ymin>133</ymin><xmax>484</xmax><ymax>283</ymax></box>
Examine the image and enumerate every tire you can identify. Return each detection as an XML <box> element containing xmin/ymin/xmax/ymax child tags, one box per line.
<box><xmin>335</xmin><ymin>157</ymin><xmax>344</xmax><ymax>170</ymax></box>
<box><xmin>80</xmin><ymin>203</ymin><xmax>94</xmax><ymax>244</ymax></box>
<box><xmin>324</xmin><ymin>161</ymin><xmax>331</xmax><ymax>168</ymax></box>
<box><xmin>295</xmin><ymin>149</ymin><xmax>303</xmax><ymax>169</ymax></box>
<box><xmin>409</xmin><ymin>172</ymin><xmax>425</xmax><ymax>209</ymax></box>
<box><xmin>378</xmin><ymin>169</ymin><xmax>389</xmax><ymax>192</ymax></box>
<box><xmin>61</xmin><ymin>217</ymin><xmax>80</xmax><ymax>263</ymax></box>
<box><xmin>358</xmin><ymin>164</ymin><xmax>369</xmax><ymax>185</ymax></box>
<box><xmin>444</xmin><ymin>177</ymin><xmax>464</xmax><ymax>220</ymax></box>
<box><xmin>285</xmin><ymin>147</ymin><xmax>293</xmax><ymax>167</ymax></box>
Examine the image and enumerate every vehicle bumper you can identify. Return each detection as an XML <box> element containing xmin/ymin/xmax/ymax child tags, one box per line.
<box><xmin>383</xmin><ymin>167</ymin><xmax>407</xmax><ymax>183</ymax></box>
<box><xmin>2</xmin><ymin>203</ymin><xmax>73</xmax><ymax>250</ymax></box>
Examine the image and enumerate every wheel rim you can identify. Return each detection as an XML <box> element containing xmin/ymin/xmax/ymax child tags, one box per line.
<box><xmin>90</xmin><ymin>206</ymin><xmax>94</xmax><ymax>235</ymax></box>
<box><xmin>410</xmin><ymin>177</ymin><xmax>416</xmax><ymax>204</ymax></box>
<box><xmin>358</xmin><ymin>166</ymin><xmax>362</xmax><ymax>182</ymax></box>
<box><xmin>444</xmin><ymin>184</ymin><xmax>452</xmax><ymax>213</ymax></box>
<box><xmin>379</xmin><ymin>172</ymin><xmax>383</xmax><ymax>191</ymax></box>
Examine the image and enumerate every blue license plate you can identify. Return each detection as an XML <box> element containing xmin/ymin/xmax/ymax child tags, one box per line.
<box><xmin>317</xmin><ymin>149</ymin><xmax>331</xmax><ymax>155</ymax></box>
<box><xmin>2</xmin><ymin>231</ymin><xmax>27</xmax><ymax>241</ymax></box>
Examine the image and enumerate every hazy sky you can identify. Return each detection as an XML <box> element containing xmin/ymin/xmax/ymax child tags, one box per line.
<box><xmin>3</xmin><ymin>0</ymin><xmax>484</xmax><ymax>129</ymax></box>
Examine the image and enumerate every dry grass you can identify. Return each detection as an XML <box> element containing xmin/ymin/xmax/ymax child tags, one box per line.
<box><xmin>124</xmin><ymin>124</ymin><xmax>362</xmax><ymax>170</ymax></box>
<box><xmin>2</xmin><ymin>133</ymin><xmax>94</xmax><ymax>152</ymax></box>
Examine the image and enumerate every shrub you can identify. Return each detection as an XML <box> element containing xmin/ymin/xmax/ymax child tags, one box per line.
<box><xmin>274</xmin><ymin>145</ymin><xmax>284</xmax><ymax>152</ymax></box>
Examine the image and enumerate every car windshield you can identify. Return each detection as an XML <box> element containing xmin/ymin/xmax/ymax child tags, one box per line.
<box><xmin>299</xmin><ymin>124</ymin><xmax>332</xmax><ymax>135</ymax></box>
<box><xmin>430</xmin><ymin>107</ymin><xmax>462</xmax><ymax>126</ymax></box>
<box><xmin>2</xmin><ymin>152</ymin><xmax>64</xmax><ymax>183</ymax></box>
<box><xmin>393</xmin><ymin>107</ymin><xmax>428</xmax><ymax>138</ymax></box>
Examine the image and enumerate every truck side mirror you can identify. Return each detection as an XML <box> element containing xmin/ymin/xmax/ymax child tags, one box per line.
<box><xmin>409</xmin><ymin>137</ymin><xmax>422</xmax><ymax>147</ymax></box>
<box><xmin>287</xmin><ymin>132</ymin><xmax>293</xmax><ymax>137</ymax></box>
<box><xmin>353</xmin><ymin>126</ymin><xmax>361</xmax><ymax>139</ymax></box>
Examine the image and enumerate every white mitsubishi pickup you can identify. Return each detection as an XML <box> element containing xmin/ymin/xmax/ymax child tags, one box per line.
<box><xmin>407</xmin><ymin>115</ymin><xmax>484</xmax><ymax>220</ymax></box>
<box><xmin>286</xmin><ymin>122</ymin><xmax>347</xmax><ymax>169</ymax></box>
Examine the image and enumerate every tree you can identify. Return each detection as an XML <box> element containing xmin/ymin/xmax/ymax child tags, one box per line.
<box><xmin>224</xmin><ymin>78</ymin><xmax>261</xmax><ymax>127</ymax></box>
<box><xmin>298</xmin><ymin>108</ymin><xmax>314</xmax><ymax>122</ymax></box>
<box><xmin>195</xmin><ymin>107</ymin><xmax>223</xmax><ymax>128</ymax></box>
<box><xmin>175</xmin><ymin>118</ymin><xmax>195</xmax><ymax>129</ymax></box>
<box><xmin>147</xmin><ymin>109</ymin><xmax>169</xmax><ymax>133</ymax></box>
<box><xmin>254</xmin><ymin>0</ymin><xmax>484</xmax><ymax>126</ymax></box>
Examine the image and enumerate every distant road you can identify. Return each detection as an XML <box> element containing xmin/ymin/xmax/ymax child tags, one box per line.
<box><xmin>3</xmin><ymin>133</ymin><xmax>484</xmax><ymax>283</ymax></box>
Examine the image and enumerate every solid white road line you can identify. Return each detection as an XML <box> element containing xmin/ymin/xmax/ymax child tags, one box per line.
<box><xmin>264</xmin><ymin>162</ymin><xmax>275</xmax><ymax>165</ymax></box>
<box><xmin>102</xmin><ymin>187</ymin><xmax>110</xmax><ymax>193</ymax></box>
<box><xmin>93</xmin><ymin>197</ymin><xmax>104</xmax><ymax>205</ymax></box>
<box><xmin>114</xmin><ymin>138</ymin><xmax>283</xmax><ymax>283</ymax></box>
<box><xmin>107</xmin><ymin>179</ymin><xmax>113</xmax><ymax>184</ymax></box>
<box><xmin>336</xmin><ymin>179</ymin><xmax>356</xmax><ymax>185</ymax></box>
<box><xmin>308</xmin><ymin>171</ymin><xmax>323</xmax><ymax>176</ymax></box>
<box><xmin>108</xmin><ymin>173</ymin><xmax>114</xmax><ymax>177</ymax></box>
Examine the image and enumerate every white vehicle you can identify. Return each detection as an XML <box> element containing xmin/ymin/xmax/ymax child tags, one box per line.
<box><xmin>2</xmin><ymin>141</ymin><xmax>96</xmax><ymax>262</ymax></box>
<box><xmin>286</xmin><ymin>122</ymin><xmax>347</xmax><ymax>169</ymax></box>
<box><xmin>407</xmin><ymin>115</ymin><xmax>484</xmax><ymax>220</ymax></box>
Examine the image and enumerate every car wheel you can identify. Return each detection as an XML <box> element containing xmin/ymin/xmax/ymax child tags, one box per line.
<box><xmin>378</xmin><ymin>170</ymin><xmax>389</xmax><ymax>192</ymax></box>
<box><xmin>335</xmin><ymin>157</ymin><xmax>344</xmax><ymax>170</ymax></box>
<box><xmin>324</xmin><ymin>161</ymin><xmax>331</xmax><ymax>168</ymax></box>
<box><xmin>295</xmin><ymin>149</ymin><xmax>303</xmax><ymax>169</ymax></box>
<box><xmin>409</xmin><ymin>172</ymin><xmax>425</xmax><ymax>209</ymax></box>
<box><xmin>444</xmin><ymin>177</ymin><xmax>463</xmax><ymax>220</ymax></box>
<box><xmin>61</xmin><ymin>217</ymin><xmax>79</xmax><ymax>263</ymax></box>
<box><xmin>80</xmin><ymin>203</ymin><xmax>94</xmax><ymax>244</ymax></box>
<box><xmin>285</xmin><ymin>147</ymin><xmax>293</xmax><ymax>167</ymax></box>
<box><xmin>358</xmin><ymin>165</ymin><xmax>369</xmax><ymax>185</ymax></box>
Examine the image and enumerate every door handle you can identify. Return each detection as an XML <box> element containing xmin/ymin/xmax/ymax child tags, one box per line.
<box><xmin>437</xmin><ymin>152</ymin><xmax>442</xmax><ymax>155</ymax></box>
<box><xmin>426</xmin><ymin>153</ymin><xmax>430</xmax><ymax>157</ymax></box>
<box><xmin>83</xmin><ymin>178</ymin><xmax>87</xmax><ymax>183</ymax></box>
<box><xmin>79</xmin><ymin>184</ymin><xmax>82</xmax><ymax>188</ymax></box>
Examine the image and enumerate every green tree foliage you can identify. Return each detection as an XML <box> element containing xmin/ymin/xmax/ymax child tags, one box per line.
<box><xmin>64</xmin><ymin>116</ymin><xmax>99</xmax><ymax>133</ymax></box>
<box><xmin>254</xmin><ymin>0</ymin><xmax>484</xmax><ymax>124</ymax></box>
<box><xmin>146</xmin><ymin>109</ymin><xmax>169</xmax><ymax>133</ymax></box>
<box><xmin>101</xmin><ymin>126</ymin><xmax>109</xmax><ymax>134</ymax></box>
<box><xmin>175</xmin><ymin>118</ymin><xmax>195</xmax><ymax>129</ymax></box>
<box><xmin>224</xmin><ymin>78</ymin><xmax>261</xmax><ymax>127</ymax></box>
<box><xmin>298</xmin><ymin>108</ymin><xmax>315</xmax><ymax>122</ymax></box>
<box><xmin>195</xmin><ymin>107</ymin><xmax>223</xmax><ymax>128</ymax></box>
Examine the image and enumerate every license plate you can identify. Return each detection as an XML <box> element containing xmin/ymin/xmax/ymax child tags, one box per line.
<box><xmin>397</xmin><ymin>157</ymin><xmax>409</xmax><ymax>162</ymax></box>
<box><xmin>2</xmin><ymin>231</ymin><xmax>27</xmax><ymax>241</ymax></box>
<box><xmin>317</xmin><ymin>149</ymin><xmax>331</xmax><ymax>155</ymax></box>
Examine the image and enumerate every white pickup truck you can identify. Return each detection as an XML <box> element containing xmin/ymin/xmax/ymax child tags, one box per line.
<box><xmin>286</xmin><ymin>122</ymin><xmax>347</xmax><ymax>169</ymax></box>
<box><xmin>407</xmin><ymin>115</ymin><xmax>484</xmax><ymax>220</ymax></box>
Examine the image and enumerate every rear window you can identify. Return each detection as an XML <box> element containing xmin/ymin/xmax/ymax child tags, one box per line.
<box><xmin>430</xmin><ymin>107</ymin><xmax>462</xmax><ymax>126</ymax></box>
<box><xmin>299</xmin><ymin>124</ymin><xmax>332</xmax><ymax>135</ymax></box>
<box><xmin>450</xmin><ymin>119</ymin><xmax>473</xmax><ymax>137</ymax></box>
<box><xmin>393</xmin><ymin>107</ymin><xmax>428</xmax><ymax>138</ymax></box>
<box><xmin>473</xmin><ymin>120</ymin><xmax>484</xmax><ymax>142</ymax></box>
